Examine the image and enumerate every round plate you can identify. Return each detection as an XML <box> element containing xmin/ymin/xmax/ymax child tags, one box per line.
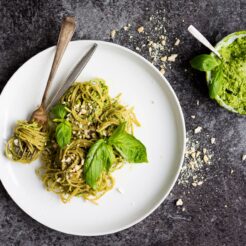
<box><xmin>0</xmin><ymin>41</ymin><xmax>185</xmax><ymax>236</ymax></box>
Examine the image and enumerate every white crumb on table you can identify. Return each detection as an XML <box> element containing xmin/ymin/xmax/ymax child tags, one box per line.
<box><xmin>176</xmin><ymin>199</ymin><xmax>183</xmax><ymax>206</ymax></box>
<box><xmin>194</xmin><ymin>126</ymin><xmax>202</xmax><ymax>134</ymax></box>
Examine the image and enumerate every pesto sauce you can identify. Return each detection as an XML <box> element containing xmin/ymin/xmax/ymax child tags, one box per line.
<box><xmin>215</xmin><ymin>36</ymin><xmax>246</xmax><ymax>114</ymax></box>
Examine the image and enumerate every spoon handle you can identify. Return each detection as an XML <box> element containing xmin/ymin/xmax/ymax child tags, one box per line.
<box><xmin>188</xmin><ymin>25</ymin><xmax>222</xmax><ymax>59</ymax></box>
<box><xmin>41</xmin><ymin>16</ymin><xmax>76</xmax><ymax>107</ymax></box>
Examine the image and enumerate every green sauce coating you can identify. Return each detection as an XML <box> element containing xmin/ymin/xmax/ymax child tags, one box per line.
<box><xmin>215</xmin><ymin>36</ymin><xmax>246</xmax><ymax>114</ymax></box>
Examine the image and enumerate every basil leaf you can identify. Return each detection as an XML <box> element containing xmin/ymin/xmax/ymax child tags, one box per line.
<box><xmin>55</xmin><ymin>121</ymin><xmax>72</xmax><ymax>148</ymax></box>
<box><xmin>108</xmin><ymin>123</ymin><xmax>148</xmax><ymax>163</ymax></box>
<box><xmin>209</xmin><ymin>65</ymin><xmax>223</xmax><ymax>99</ymax></box>
<box><xmin>190</xmin><ymin>54</ymin><xmax>220</xmax><ymax>71</ymax></box>
<box><xmin>84</xmin><ymin>139</ymin><xmax>115</xmax><ymax>189</ymax></box>
<box><xmin>52</xmin><ymin>104</ymin><xmax>67</xmax><ymax>119</ymax></box>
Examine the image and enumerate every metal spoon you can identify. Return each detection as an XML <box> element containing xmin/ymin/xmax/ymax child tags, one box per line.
<box><xmin>188</xmin><ymin>25</ymin><xmax>222</xmax><ymax>59</ymax></box>
<box><xmin>31</xmin><ymin>16</ymin><xmax>76</xmax><ymax>124</ymax></box>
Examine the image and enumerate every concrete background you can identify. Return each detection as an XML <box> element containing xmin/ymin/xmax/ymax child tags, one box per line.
<box><xmin>0</xmin><ymin>0</ymin><xmax>245</xmax><ymax>245</ymax></box>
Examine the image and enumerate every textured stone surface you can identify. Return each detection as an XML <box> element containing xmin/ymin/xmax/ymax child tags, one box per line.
<box><xmin>0</xmin><ymin>0</ymin><xmax>246</xmax><ymax>245</ymax></box>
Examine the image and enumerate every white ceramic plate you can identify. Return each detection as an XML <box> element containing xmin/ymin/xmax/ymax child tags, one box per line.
<box><xmin>0</xmin><ymin>41</ymin><xmax>185</xmax><ymax>236</ymax></box>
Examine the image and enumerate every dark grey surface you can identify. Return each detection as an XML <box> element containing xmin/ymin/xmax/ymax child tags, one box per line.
<box><xmin>0</xmin><ymin>0</ymin><xmax>245</xmax><ymax>245</ymax></box>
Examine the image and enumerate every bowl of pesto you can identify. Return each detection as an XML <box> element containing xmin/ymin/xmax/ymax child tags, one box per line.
<box><xmin>191</xmin><ymin>31</ymin><xmax>246</xmax><ymax>115</ymax></box>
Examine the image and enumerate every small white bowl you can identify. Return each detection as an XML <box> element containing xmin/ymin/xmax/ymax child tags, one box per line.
<box><xmin>206</xmin><ymin>31</ymin><xmax>246</xmax><ymax>114</ymax></box>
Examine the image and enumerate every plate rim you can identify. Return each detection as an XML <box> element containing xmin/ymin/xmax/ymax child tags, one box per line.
<box><xmin>0</xmin><ymin>40</ymin><xmax>186</xmax><ymax>236</ymax></box>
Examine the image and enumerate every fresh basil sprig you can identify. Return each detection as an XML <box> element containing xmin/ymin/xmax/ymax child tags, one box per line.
<box><xmin>190</xmin><ymin>54</ymin><xmax>220</xmax><ymax>71</ymax></box>
<box><xmin>84</xmin><ymin>123</ymin><xmax>148</xmax><ymax>189</ymax></box>
<box><xmin>84</xmin><ymin>139</ymin><xmax>115</xmax><ymax>189</ymax></box>
<box><xmin>52</xmin><ymin>104</ymin><xmax>68</xmax><ymax>119</ymax></box>
<box><xmin>108</xmin><ymin>123</ymin><xmax>148</xmax><ymax>163</ymax></box>
<box><xmin>52</xmin><ymin>104</ymin><xmax>72</xmax><ymax>149</ymax></box>
<box><xmin>209</xmin><ymin>65</ymin><xmax>223</xmax><ymax>99</ymax></box>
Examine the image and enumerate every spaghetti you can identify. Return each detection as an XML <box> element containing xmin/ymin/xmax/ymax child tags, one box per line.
<box><xmin>37</xmin><ymin>79</ymin><xmax>140</xmax><ymax>203</ymax></box>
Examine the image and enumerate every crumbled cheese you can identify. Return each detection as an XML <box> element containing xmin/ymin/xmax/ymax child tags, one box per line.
<box><xmin>194</xmin><ymin>126</ymin><xmax>202</xmax><ymax>134</ymax></box>
<box><xmin>160</xmin><ymin>56</ymin><xmax>167</xmax><ymax>61</ymax></box>
<box><xmin>14</xmin><ymin>139</ymin><xmax>19</xmax><ymax>146</ymax></box>
<box><xmin>135</xmin><ymin>47</ymin><xmax>140</xmax><ymax>51</ymax></box>
<box><xmin>176</xmin><ymin>199</ymin><xmax>183</xmax><ymax>206</ymax></box>
<box><xmin>211</xmin><ymin>138</ymin><xmax>216</xmax><ymax>144</ymax></box>
<box><xmin>167</xmin><ymin>54</ymin><xmax>178</xmax><ymax>62</ymax></box>
<box><xmin>191</xmin><ymin>115</ymin><xmax>195</xmax><ymax>119</ymax></box>
<box><xmin>174</xmin><ymin>38</ymin><xmax>180</xmax><ymax>46</ymax></box>
<box><xmin>178</xmin><ymin>130</ymin><xmax>214</xmax><ymax>187</ymax></box>
<box><xmin>203</xmin><ymin>155</ymin><xmax>209</xmax><ymax>163</ymax></box>
<box><xmin>111</xmin><ymin>30</ymin><xmax>116</xmax><ymax>39</ymax></box>
<box><xmin>197</xmin><ymin>100</ymin><xmax>200</xmax><ymax>106</ymax></box>
<box><xmin>160</xmin><ymin>68</ymin><xmax>165</xmax><ymax>75</ymax></box>
<box><xmin>137</xmin><ymin>26</ymin><xmax>144</xmax><ymax>33</ymax></box>
<box><xmin>80</xmin><ymin>109</ymin><xmax>87</xmax><ymax>114</ymax></box>
<box><xmin>242</xmin><ymin>154</ymin><xmax>246</xmax><ymax>161</ymax></box>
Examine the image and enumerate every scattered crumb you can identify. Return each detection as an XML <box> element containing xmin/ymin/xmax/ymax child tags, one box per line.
<box><xmin>182</xmin><ymin>207</ymin><xmax>186</xmax><ymax>211</ymax></box>
<box><xmin>123</xmin><ymin>23</ymin><xmax>131</xmax><ymax>31</ymax></box>
<box><xmin>197</xmin><ymin>100</ymin><xmax>200</xmax><ymax>106</ymax></box>
<box><xmin>211</xmin><ymin>138</ymin><xmax>216</xmax><ymax>144</ymax></box>
<box><xmin>174</xmin><ymin>38</ymin><xmax>180</xmax><ymax>46</ymax></box>
<box><xmin>137</xmin><ymin>26</ymin><xmax>144</xmax><ymax>33</ymax></box>
<box><xmin>224</xmin><ymin>205</ymin><xmax>228</xmax><ymax>208</ymax></box>
<box><xmin>203</xmin><ymin>155</ymin><xmax>209</xmax><ymax>164</ymax></box>
<box><xmin>176</xmin><ymin>199</ymin><xmax>183</xmax><ymax>206</ymax></box>
<box><xmin>117</xmin><ymin>188</ymin><xmax>125</xmax><ymax>194</ymax></box>
<box><xmin>194</xmin><ymin>126</ymin><xmax>202</xmax><ymax>134</ymax></box>
<box><xmin>167</xmin><ymin>54</ymin><xmax>178</xmax><ymax>62</ymax></box>
<box><xmin>13</xmin><ymin>139</ymin><xmax>19</xmax><ymax>146</ymax></box>
<box><xmin>191</xmin><ymin>115</ymin><xmax>195</xmax><ymax>119</ymax></box>
<box><xmin>178</xmin><ymin>130</ymin><xmax>214</xmax><ymax>187</ymax></box>
<box><xmin>135</xmin><ymin>47</ymin><xmax>140</xmax><ymax>51</ymax></box>
<box><xmin>111</xmin><ymin>30</ymin><xmax>116</xmax><ymax>39</ymax></box>
<box><xmin>160</xmin><ymin>68</ymin><xmax>165</xmax><ymax>75</ymax></box>
<box><xmin>242</xmin><ymin>154</ymin><xmax>246</xmax><ymax>161</ymax></box>
<box><xmin>160</xmin><ymin>56</ymin><xmax>167</xmax><ymax>62</ymax></box>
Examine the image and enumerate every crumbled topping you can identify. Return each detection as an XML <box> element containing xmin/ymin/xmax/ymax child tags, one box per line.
<box><xmin>242</xmin><ymin>154</ymin><xmax>246</xmax><ymax>161</ymax></box>
<box><xmin>174</xmin><ymin>38</ymin><xmax>180</xmax><ymax>46</ymax></box>
<box><xmin>194</xmin><ymin>126</ymin><xmax>202</xmax><ymax>134</ymax></box>
<box><xmin>160</xmin><ymin>68</ymin><xmax>165</xmax><ymax>75</ymax></box>
<box><xmin>14</xmin><ymin>139</ymin><xmax>19</xmax><ymax>146</ymax></box>
<box><xmin>167</xmin><ymin>54</ymin><xmax>178</xmax><ymax>62</ymax></box>
<box><xmin>211</xmin><ymin>138</ymin><xmax>216</xmax><ymax>144</ymax></box>
<box><xmin>160</xmin><ymin>56</ymin><xmax>167</xmax><ymax>62</ymax></box>
<box><xmin>178</xmin><ymin>130</ymin><xmax>214</xmax><ymax>187</ymax></box>
<box><xmin>137</xmin><ymin>26</ymin><xmax>144</xmax><ymax>33</ymax></box>
<box><xmin>111</xmin><ymin>30</ymin><xmax>116</xmax><ymax>39</ymax></box>
<box><xmin>176</xmin><ymin>199</ymin><xmax>183</xmax><ymax>206</ymax></box>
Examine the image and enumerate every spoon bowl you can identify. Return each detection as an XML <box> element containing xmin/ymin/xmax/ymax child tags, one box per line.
<box><xmin>206</xmin><ymin>30</ymin><xmax>246</xmax><ymax>114</ymax></box>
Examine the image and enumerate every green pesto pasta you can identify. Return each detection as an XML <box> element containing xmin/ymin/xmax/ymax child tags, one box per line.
<box><xmin>37</xmin><ymin>79</ymin><xmax>140</xmax><ymax>203</ymax></box>
<box><xmin>5</xmin><ymin>121</ymin><xmax>48</xmax><ymax>163</ymax></box>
